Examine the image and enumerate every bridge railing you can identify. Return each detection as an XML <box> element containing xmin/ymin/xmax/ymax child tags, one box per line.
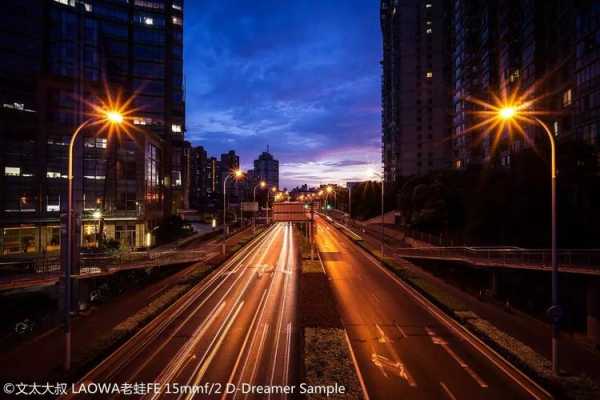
<box><xmin>393</xmin><ymin>246</ymin><xmax>600</xmax><ymax>271</ymax></box>
<box><xmin>0</xmin><ymin>249</ymin><xmax>209</xmax><ymax>279</ymax></box>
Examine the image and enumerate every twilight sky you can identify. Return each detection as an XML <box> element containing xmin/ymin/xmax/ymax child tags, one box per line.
<box><xmin>184</xmin><ymin>0</ymin><xmax>382</xmax><ymax>189</ymax></box>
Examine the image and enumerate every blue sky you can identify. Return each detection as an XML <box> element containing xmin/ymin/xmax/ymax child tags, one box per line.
<box><xmin>184</xmin><ymin>0</ymin><xmax>381</xmax><ymax>188</ymax></box>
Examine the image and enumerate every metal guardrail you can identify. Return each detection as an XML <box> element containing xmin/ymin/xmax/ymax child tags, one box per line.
<box><xmin>392</xmin><ymin>246</ymin><xmax>600</xmax><ymax>272</ymax></box>
<box><xmin>325</xmin><ymin>211</ymin><xmax>600</xmax><ymax>273</ymax></box>
<box><xmin>0</xmin><ymin>249</ymin><xmax>210</xmax><ymax>279</ymax></box>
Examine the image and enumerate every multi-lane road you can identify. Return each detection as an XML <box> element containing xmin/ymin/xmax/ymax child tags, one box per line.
<box><xmin>314</xmin><ymin>215</ymin><xmax>551</xmax><ymax>400</ymax></box>
<box><xmin>68</xmin><ymin>222</ymin><xmax>299</xmax><ymax>399</ymax></box>
<box><xmin>64</xmin><ymin>217</ymin><xmax>552</xmax><ymax>399</ymax></box>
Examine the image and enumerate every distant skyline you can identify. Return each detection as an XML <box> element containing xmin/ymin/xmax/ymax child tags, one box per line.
<box><xmin>184</xmin><ymin>0</ymin><xmax>381</xmax><ymax>188</ymax></box>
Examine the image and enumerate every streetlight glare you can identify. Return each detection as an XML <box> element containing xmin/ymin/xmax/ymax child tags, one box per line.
<box><xmin>92</xmin><ymin>210</ymin><xmax>102</xmax><ymax>219</ymax></box>
<box><xmin>499</xmin><ymin>106</ymin><xmax>517</xmax><ymax>120</ymax></box>
<box><xmin>234</xmin><ymin>169</ymin><xmax>243</xmax><ymax>178</ymax></box>
<box><xmin>106</xmin><ymin>110</ymin><xmax>124</xmax><ymax>124</ymax></box>
<box><xmin>260</xmin><ymin>181</ymin><xmax>266</xmax><ymax>188</ymax></box>
<box><xmin>326</xmin><ymin>186</ymin><xmax>333</xmax><ymax>193</ymax></box>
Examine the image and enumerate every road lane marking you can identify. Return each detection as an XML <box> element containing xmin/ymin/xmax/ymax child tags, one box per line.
<box><xmin>440</xmin><ymin>382</ymin><xmax>457</xmax><ymax>400</ymax></box>
<box><xmin>375</xmin><ymin>323</ymin><xmax>389</xmax><ymax>344</ymax></box>
<box><xmin>426</xmin><ymin>327</ymin><xmax>488</xmax><ymax>388</ymax></box>
<box><xmin>371</xmin><ymin>353</ymin><xmax>417</xmax><ymax>387</ymax></box>
<box><xmin>395</xmin><ymin>323</ymin><xmax>407</xmax><ymax>339</ymax></box>
<box><xmin>324</xmin><ymin>219</ymin><xmax>552</xmax><ymax>400</ymax></box>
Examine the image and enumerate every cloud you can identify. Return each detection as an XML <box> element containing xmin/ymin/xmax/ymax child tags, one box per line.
<box><xmin>184</xmin><ymin>0</ymin><xmax>382</xmax><ymax>188</ymax></box>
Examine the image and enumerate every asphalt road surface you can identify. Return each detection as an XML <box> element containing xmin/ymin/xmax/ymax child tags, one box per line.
<box><xmin>314</xmin><ymin>215</ymin><xmax>551</xmax><ymax>400</ymax></box>
<box><xmin>67</xmin><ymin>222</ymin><xmax>299</xmax><ymax>400</ymax></box>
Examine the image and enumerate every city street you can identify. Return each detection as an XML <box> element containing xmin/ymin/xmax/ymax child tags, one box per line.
<box><xmin>314</xmin><ymin>215</ymin><xmax>550</xmax><ymax>400</ymax></box>
<box><xmin>66</xmin><ymin>223</ymin><xmax>299</xmax><ymax>399</ymax></box>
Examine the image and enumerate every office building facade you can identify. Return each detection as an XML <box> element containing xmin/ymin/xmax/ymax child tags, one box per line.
<box><xmin>0</xmin><ymin>0</ymin><xmax>185</xmax><ymax>255</ymax></box>
<box><xmin>253</xmin><ymin>150</ymin><xmax>279</xmax><ymax>189</ymax></box>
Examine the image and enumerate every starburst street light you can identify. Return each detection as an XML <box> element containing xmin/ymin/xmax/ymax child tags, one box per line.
<box><xmin>467</xmin><ymin>88</ymin><xmax>560</xmax><ymax>375</ymax></box>
<box><xmin>64</xmin><ymin>93</ymin><xmax>136</xmax><ymax>372</ymax></box>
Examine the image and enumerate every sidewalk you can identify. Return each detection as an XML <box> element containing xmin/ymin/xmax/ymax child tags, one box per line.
<box><xmin>331</xmin><ymin>215</ymin><xmax>600</xmax><ymax>383</ymax></box>
<box><xmin>0</xmin><ymin>227</ymin><xmax>256</xmax><ymax>383</ymax></box>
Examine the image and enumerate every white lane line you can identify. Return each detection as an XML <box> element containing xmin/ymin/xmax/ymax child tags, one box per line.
<box><xmin>395</xmin><ymin>323</ymin><xmax>407</xmax><ymax>339</ymax></box>
<box><xmin>349</xmin><ymin>231</ymin><xmax>551</xmax><ymax>400</ymax></box>
<box><xmin>426</xmin><ymin>327</ymin><xmax>488</xmax><ymax>388</ymax></box>
<box><xmin>219</xmin><ymin>290</ymin><xmax>268</xmax><ymax>400</ymax></box>
<box><xmin>440</xmin><ymin>382</ymin><xmax>457</xmax><ymax>400</ymax></box>
<box><xmin>344</xmin><ymin>330</ymin><xmax>371</xmax><ymax>400</ymax></box>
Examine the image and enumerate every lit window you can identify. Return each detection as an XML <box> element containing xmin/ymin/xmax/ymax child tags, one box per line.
<box><xmin>426</xmin><ymin>28</ymin><xmax>432</xmax><ymax>34</ymax></box>
<box><xmin>83</xmin><ymin>2</ymin><xmax>92</xmax><ymax>12</ymax></box>
<box><xmin>553</xmin><ymin>121</ymin><xmax>559</xmax><ymax>136</ymax></box>
<box><xmin>53</xmin><ymin>0</ymin><xmax>75</xmax><ymax>6</ymax></box>
<box><xmin>144</xmin><ymin>17</ymin><xmax>154</xmax><ymax>25</ymax></box>
<box><xmin>562</xmin><ymin>89</ymin><xmax>572</xmax><ymax>107</ymax></box>
<box><xmin>508</xmin><ymin>69</ymin><xmax>520</xmax><ymax>83</ymax></box>
<box><xmin>5</xmin><ymin>167</ymin><xmax>20</xmax><ymax>176</ymax></box>
<box><xmin>47</xmin><ymin>171</ymin><xmax>63</xmax><ymax>179</ymax></box>
<box><xmin>426</xmin><ymin>20</ymin><xmax>432</xmax><ymax>25</ymax></box>
<box><xmin>171</xmin><ymin>124</ymin><xmax>182</xmax><ymax>133</ymax></box>
<box><xmin>172</xmin><ymin>16</ymin><xmax>182</xmax><ymax>26</ymax></box>
<box><xmin>425</xmin><ymin>3</ymin><xmax>432</xmax><ymax>8</ymax></box>
<box><xmin>426</xmin><ymin>72</ymin><xmax>433</xmax><ymax>78</ymax></box>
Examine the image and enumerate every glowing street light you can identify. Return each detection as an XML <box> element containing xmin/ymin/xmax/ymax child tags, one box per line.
<box><xmin>223</xmin><ymin>169</ymin><xmax>244</xmax><ymax>245</ymax></box>
<box><xmin>252</xmin><ymin>181</ymin><xmax>267</xmax><ymax>233</ymax></box>
<box><xmin>105</xmin><ymin>110</ymin><xmax>124</xmax><ymax>124</ymax></box>
<box><xmin>469</xmin><ymin>91</ymin><xmax>559</xmax><ymax>375</ymax></box>
<box><xmin>64</xmin><ymin>103</ymin><xmax>129</xmax><ymax>372</ymax></box>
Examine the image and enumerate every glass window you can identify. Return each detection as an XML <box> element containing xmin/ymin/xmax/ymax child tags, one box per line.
<box><xmin>134</xmin><ymin>27</ymin><xmax>165</xmax><ymax>45</ymax></box>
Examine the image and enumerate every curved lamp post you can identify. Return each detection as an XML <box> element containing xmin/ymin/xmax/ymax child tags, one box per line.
<box><xmin>252</xmin><ymin>181</ymin><xmax>266</xmax><ymax>232</ymax></box>
<box><xmin>223</xmin><ymin>169</ymin><xmax>243</xmax><ymax>241</ymax></box>
<box><xmin>497</xmin><ymin>106</ymin><xmax>559</xmax><ymax>375</ymax></box>
<box><xmin>65</xmin><ymin>109</ymin><xmax>125</xmax><ymax>371</ymax></box>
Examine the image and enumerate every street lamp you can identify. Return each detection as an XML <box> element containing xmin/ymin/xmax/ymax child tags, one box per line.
<box><xmin>65</xmin><ymin>109</ymin><xmax>125</xmax><ymax>371</ymax></box>
<box><xmin>325</xmin><ymin>186</ymin><xmax>336</xmax><ymax>213</ymax></box>
<box><xmin>495</xmin><ymin>104</ymin><xmax>559</xmax><ymax>375</ymax></box>
<box><xmin>223</xmin><ymin>169</ymin><xmax>244</xmax><ymax>242</ymax></box>
<box><xmin>267</xmin><ymin>186</ymin><xmax>277</xmax><ymax>224</ymax></box>
<box><xmin>370</xmin><ymin>171</ymin><xmax>385</xmax><ymax>258</ymax></box>
<box><xmin>253</xmin><ymin>181</ymin><xmax>267</xmax><ymax>232</ymax></box>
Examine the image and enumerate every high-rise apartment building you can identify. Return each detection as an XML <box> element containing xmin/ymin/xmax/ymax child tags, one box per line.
<box><xmin>253</xmin><ymin>150</ymin><xmax>279</xmax><ymax>189</ymax></box>
<box><xmin>380</xmin><ymin>0</ymin><xmax>452</xmax><ymax>185</ymax></box>
<box><xmin>0</xmin><ymin>0</ymin><xmax>185</xmax><ymax>255</ymax></box>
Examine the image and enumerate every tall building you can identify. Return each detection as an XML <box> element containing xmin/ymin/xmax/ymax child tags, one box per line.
<box><xmin>451</xmin><ymin>0</ymin><xmax>498</xmax><ymax>168</ymax></box>
<box><xmin>189</xmin><ymin>145</ymin><xmax>207</xmax><ymax>211</ymax></box>
<box><xmin>220</xmin><ymin>150</ymin><xmax>240</xmax><ymax>200</ymax></box>
<box><xmin>451</xmin><ymin>1</ymin><xmax>582</xmax><ymax>171</ymax></box>
<box><xmin>380</xmin><ymin>0</ymin><xmax>452</xmax><ymax>185</ymax></box>
<box><xmin>0</xmin><ymin>0</ymin><xmax>185</xmax><ymax>255</ymax></box>
<box><xmin>253</xmin><ymin>150</ymin><xmax>279</xmax><ymax>189</ymax></box>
